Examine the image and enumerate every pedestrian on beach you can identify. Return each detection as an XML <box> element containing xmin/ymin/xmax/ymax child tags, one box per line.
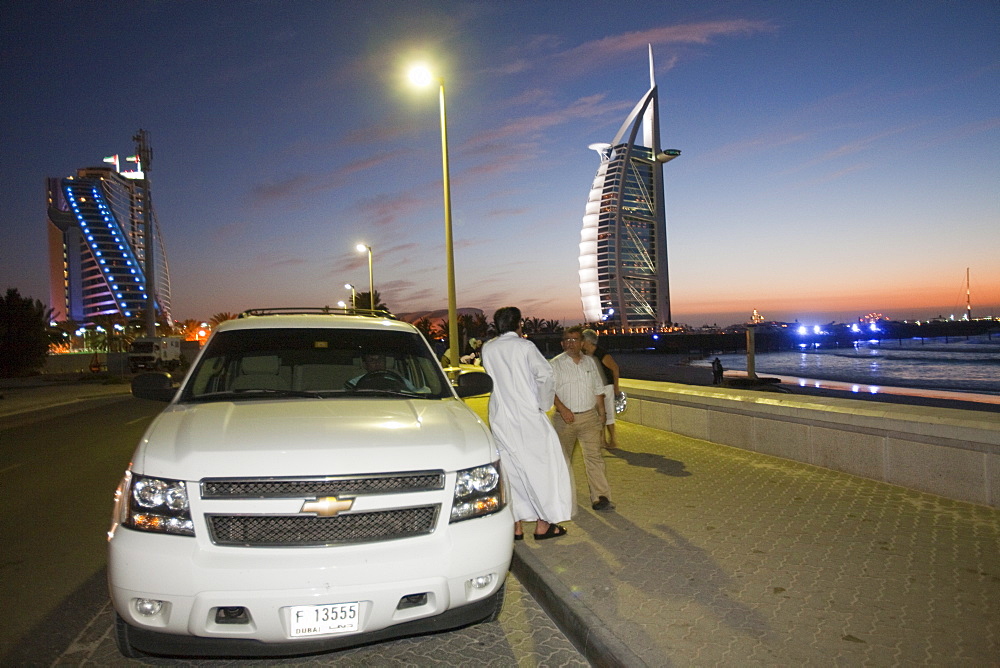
<box><xmin>581</xmin><ymin>328</ymin><xmax>620</xmax><ymax>449</ymax></box>
<box><xmin>712</xmin><ymin>357</ymin><xmax>724</xmax><ymax>385</ymax></box>
<box><xmin>481</xmin><ymin>307</ymin><xmax>572</xmax><ymax>540</ymax></box>
<box><xmin>551</xmin><ymin>325</ymin><xmax>614</xmax><ymax>512</ymax></box>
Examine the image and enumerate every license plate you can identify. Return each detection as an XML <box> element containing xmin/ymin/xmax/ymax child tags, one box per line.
<box><xmin>288</xmin><ymin>602</ymin><xmax>361</xmax><ymax>637</ymax></box>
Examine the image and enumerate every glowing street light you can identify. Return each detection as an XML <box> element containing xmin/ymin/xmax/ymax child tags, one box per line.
<box><xmin>356</xmin><ymin>244</ymin><xmax>373</xmax><ymax>310</ymax></box>
<box><xmin>408</xmin><ymin>63</ymin><xmax>459</xmax><ymax>370</ymax></box>
<box><xmin>344</xmin><ymin>283</ymin><xmax>356</xmax><ymax>310</ymax></box>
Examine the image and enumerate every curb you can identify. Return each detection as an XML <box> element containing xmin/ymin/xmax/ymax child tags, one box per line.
<box><xmin>511</xmin><ymin>543</ymin><xmax>646</xmax><ymax>668</ymax></box>
<box><xmin>0</xmin><ymin>386</ymin><xmax>132</xmax><ymax>419</ymax></box>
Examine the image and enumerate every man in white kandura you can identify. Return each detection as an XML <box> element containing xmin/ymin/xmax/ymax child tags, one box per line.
<box><xmin>481</xmin><ymin>306</ymin><xmax>573</xmax><ymax>540</ymax></box>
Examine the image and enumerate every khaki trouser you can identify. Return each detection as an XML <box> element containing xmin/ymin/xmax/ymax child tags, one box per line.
<box><xmin>553</xmin><ymin>408</ymin><xmax>611</xmax><ymax>503</ymax></box>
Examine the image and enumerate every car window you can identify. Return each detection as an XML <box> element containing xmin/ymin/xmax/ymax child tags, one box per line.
<box><xmin>183</xmin><ymin>328</ymin><xmax>450</xmax><ymax>400</ymax></box>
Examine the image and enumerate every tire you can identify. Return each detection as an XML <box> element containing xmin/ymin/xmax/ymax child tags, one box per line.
<box><xmin>481</xmin><ymin>581</ymin><xmax>507</xmax><ymax>623</ymax></box>
<box><xmin>114</xmin><ymin>613</ymin><xmax>149</xmax><ymax>659</ymax></box>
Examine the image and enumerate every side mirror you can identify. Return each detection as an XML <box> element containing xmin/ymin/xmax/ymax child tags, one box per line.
<box><xmin>454</xmin><ymin>370</ymin><xmax>492</xmax><ymax>398</ymax></box>
<box><xmin>132</xmin><ymin>372</ymin><xmax>178</xmax><ymax>402</ymax></box>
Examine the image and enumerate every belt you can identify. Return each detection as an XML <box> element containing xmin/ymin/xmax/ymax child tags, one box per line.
<box><xmin>572</xmin><ymin>409</ymin><xmax>595</xmax><ymax>414</ymax></box>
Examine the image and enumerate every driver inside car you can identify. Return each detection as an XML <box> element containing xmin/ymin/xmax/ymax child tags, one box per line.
<box><xmin>345</xmin><ymin>353</ymin><xmax>422</xmax><ymax>392</ymax></box>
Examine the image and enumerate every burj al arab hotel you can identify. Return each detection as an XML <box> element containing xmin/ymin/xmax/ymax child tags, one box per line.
<box><xmin>579</xmin><ymin>47</ymin><xmax>680</xmax><ymax>331</ymax></box>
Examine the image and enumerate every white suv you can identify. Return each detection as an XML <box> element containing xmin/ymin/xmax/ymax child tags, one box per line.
<box><xmin>109</xmin><ymin>309</ymin><xmax>511</xmax><ymax>658</ymax></box>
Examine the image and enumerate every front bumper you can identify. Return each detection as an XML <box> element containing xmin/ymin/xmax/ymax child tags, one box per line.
<box><xmin>108</xmin><ymin>507</ymin><xmax>512</xmax><ymax>655</ymax></box>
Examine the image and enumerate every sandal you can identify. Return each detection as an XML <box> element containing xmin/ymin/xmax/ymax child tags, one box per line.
<box><xmin>514</xmin><ymin>531</ymin><xmax>524</xmax><ymax>541</ymax></box>
<box><xmin>533</xmin><ymin>523</ymin><xmax>567</xmax><ymax>540</ymax></box>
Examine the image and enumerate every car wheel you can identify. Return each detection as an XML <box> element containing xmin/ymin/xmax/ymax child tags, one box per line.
<box><xmin>114</xmin><ymin>613</ymin><xmax>149</xmax><ymax>659</ymax></box>
<box><xmin>481</xmin><ymin>581</ymin><xmax>507</xmax><ymax>623</ymax></box>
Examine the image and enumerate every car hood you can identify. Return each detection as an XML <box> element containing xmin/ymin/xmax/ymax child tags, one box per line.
<box><xmin>132</xmin><ymin>397</ymin><xmax>496</xmax><ymax>479</ymax></box>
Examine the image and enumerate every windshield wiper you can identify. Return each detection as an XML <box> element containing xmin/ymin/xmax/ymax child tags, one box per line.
<box><xmin>189</xmin><ymin>389</ymin><xmax>333</xmax><ymax>401</ymax></box>
<box><xmin>347</xmin><ymin>388</ymin><xmax>429</xmax><ymax>399</ymax></box>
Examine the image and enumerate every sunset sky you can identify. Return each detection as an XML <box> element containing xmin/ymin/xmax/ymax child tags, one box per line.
<box><xmin>2</xmin><ymin>1</ymin><xmax>997</xmax><ymax>327</ymax></box>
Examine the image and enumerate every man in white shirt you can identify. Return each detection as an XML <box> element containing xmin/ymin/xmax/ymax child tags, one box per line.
<box><xmin>551</xmin><ymin>326</ymin><xmax>614</xmax><ymax>511</ymax></box>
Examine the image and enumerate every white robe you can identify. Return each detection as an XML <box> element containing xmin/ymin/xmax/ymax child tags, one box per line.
<box><xmin>482</xmin><ymin>332</ymin><xmax>573</xmax><ymax>523</ymax></box>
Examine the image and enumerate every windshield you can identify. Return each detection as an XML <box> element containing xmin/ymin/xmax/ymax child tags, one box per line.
<box><xmin>181</xmin><ymin>328</ymin><xmax>451</xmax><ymax>401</ymax></box>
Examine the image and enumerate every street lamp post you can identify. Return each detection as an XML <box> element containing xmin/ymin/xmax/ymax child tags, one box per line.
<box><xmin>344</xmin><ymin>283</ymin><xmax>356</xmax><ymax>311</ymax></box>
<box><xmin>409</xmin><ymin>65</ymin><xmax>459</xmax><ymax>370</ymax></box>
<box><xmin>356</xmin><ymin>244</ymin><xmax>373</xmax><ymax>310</ymax></box>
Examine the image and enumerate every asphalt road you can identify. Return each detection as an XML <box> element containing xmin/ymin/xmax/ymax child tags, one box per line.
<box><xmin>0</xmin><ymin>394</ymin><xmax>586</xmax><ymax>666</ymax></box>
<box><xmin>1</xmin><ymin>395</ymin><xmax>158</xmax><ymax>659</ymax></box>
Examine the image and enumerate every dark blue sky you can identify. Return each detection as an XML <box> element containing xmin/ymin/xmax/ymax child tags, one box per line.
<box><xmin>2</xmin><ymin>1</ymin><xmax>998</xmax><ymax>326</ymax></box>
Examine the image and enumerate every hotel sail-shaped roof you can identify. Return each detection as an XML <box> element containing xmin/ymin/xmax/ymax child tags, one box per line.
<box><xmin>47</xmin><ymin>166</ymin><xmax>172</xmax><ymax>325</ymax></box>
<box><xmin>580</xmin><ymin>47</ymin><xmax>679</xmax><ymax>331</ymax></box>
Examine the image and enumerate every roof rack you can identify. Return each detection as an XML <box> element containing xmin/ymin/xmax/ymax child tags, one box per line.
<box><xmin>238</xmin><ymin>307</ymin><xmax>397</xmax><ymax>319</ymax></box>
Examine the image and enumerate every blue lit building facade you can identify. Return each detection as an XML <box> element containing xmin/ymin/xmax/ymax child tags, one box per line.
<box><xmin>47</xmin><ymin>165</ymin><xmax>172</xmax><ymax>325</ymax></box>
<box><xmin>579</xmin><ymin>49</ymin><xmax>679</xmax><ymax>331</ymax></box>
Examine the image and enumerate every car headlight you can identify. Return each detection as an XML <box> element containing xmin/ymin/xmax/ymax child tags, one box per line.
<box><xmin>451</xmin><ymin>461</ymin><xmax>505</xmax><ymax>523</ymax></box>
<box><xmin>121</xmin><ymin>472</ymin><xmax>195</xmax><ymax>536</ymax></box>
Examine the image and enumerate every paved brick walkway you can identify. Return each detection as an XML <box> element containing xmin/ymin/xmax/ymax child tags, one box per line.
<box><xmin>513</xmin><ymin>420</ymin><xmax>1000</xmax><ymax>666</ymax></box>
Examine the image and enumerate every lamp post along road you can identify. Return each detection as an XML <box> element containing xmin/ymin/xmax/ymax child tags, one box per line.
<box><xmin>438</xmin><ymin>80</ymin><xmax>460</xmax><ymax>370</ymax></box>
<box><xmin>409</xmin><ymin>65</ymin><xmax>459</xmax><ymax>370</ymax></box>
<box><xmin>356</xmin><ymin>245</ymin><xmax>373</xmax><ymax>310</ymax></box>
<box><xmin>345</xmin><ymin>283</ymin><xmax>356</xmax><ymax>311</ymax></box>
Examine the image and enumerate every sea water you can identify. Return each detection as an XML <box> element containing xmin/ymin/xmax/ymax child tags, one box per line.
<box><xmin>705</xmin><ymin>335</ymin><xmax>1000</xmax><ymax>396</ymax></box>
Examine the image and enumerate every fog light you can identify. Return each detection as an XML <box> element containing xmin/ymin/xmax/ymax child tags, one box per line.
<box><xmin>134</xmin><ymin>598</ymin><xmax>163</xmax><ymax>616</ymax></box>
<box><xmin>397</xmin><ymin>593</ymin><xmax>428</xmax><ymax>610</ymax></box>
<box><xmin>469</xmin><ymin>574</ymin><xmax>494</xmax><ymax>590</ymax></box>
<box><xmin>215</xmin><ymin>606</ymin><xmax>250</xmax><ymax>624</ymax></box>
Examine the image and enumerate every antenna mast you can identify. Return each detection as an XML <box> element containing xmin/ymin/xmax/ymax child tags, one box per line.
<box><xmin>132</xmin><ymin>129</ymin><xmax>156</xmax><ymax>337</ymax></box>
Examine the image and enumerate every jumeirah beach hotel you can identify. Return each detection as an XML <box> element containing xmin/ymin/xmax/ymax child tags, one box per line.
<box><xmin>46</xmin><ymin>157</ymin><xmax>172</xmax><ymax>325</ymax></box>
<box><xmin>579</xmin><ymin>48</ymin><xmax>680</xmax><ymax>332</ymax></box>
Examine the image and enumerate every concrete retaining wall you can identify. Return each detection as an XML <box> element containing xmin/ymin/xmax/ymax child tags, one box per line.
<box><xmin>619</xmin><ymin>379</ymin><xmax>1000</xmax><ymax>508</ymax></box>
<box><xmin>43</xmin><ymin>352</ymin><xmax>129</xmax><ymax>374</ymax></box>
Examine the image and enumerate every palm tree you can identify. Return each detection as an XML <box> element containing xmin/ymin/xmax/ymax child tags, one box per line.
<box><xmin>543</xmin><ymin>319</ymin><xmax>563</xmax><ymax>334</ymax></box>
<box><xmin>433</xmin><ymin>318</ymin><xmax>450</xmax><ymax>341</ymax></box>
<box><xmin>471</xmin><ymin>312</ymin><xmax>489</xmax><ymax>339</ymax></box>
<box><xmin>354</xmin><ymin>291</ymin><xmax>387</xmax><ymax>311</ymax></box>
<box><xmin>0</xmin><ymin>288</ymin><xmax>54</xmax><ymax>376</ymax></box>
<box><xmin>457</xmin><ymin>313</ymin><xmax>476</xmax><ymax>353</ymax></box>
<box><xmin>175</xmin><ymin>319</ymin><xmax>202</xmax><ymax>341</ymax></box>
<box><xmin>522</xmin><ymin>316</ymin><xmax>543</xmax><ymax>334</ymax></box>
<box><xmin>209</xmin><ymin>312</ymin><xmax>238</xmax><ymax>328</ymax></box>
<box><xmin>413</xmin><ymin>317</ymin><xmax>435</xmax><ymax>340</ymax></box>
<box><xmin>88</xmin><ymin>314</ymin><xmax>130</xmax><ymax>353</ymax></box>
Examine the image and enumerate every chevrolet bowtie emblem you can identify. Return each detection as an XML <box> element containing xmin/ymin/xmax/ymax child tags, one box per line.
<box><xmin>301</xmin><ymin>496</ymin><xmax>354</xmax><ymax>517</ymax></box>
